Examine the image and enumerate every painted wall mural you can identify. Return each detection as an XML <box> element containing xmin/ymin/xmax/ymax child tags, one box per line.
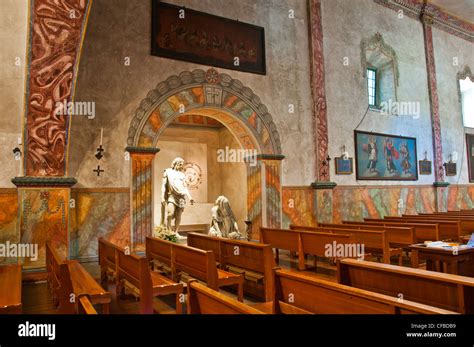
<box><xmin>24</xmin><ymin>0</ymin><xmax>92</xmax><ymax>176</ymax></box>
<box><xmin>0</xmin><ymin>190</ymin><xmax>19</xmax><ymax>265</ymax></box>
<box><xmin>69</xmin><ymin>189</ymin><xmax>130</xmax><ymax>261</ymax></box>
<box><xmin>19</xmin><ymin>188</ymin><xmax>69</xmax><ymax>269</ymax></box>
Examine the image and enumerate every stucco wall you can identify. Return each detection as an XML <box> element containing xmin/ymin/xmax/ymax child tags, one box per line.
<box><xmin>433</xmin><ymin>27</ymin><xmax>474</xmax><ymax>185</ymax></box>
<box><xmin>322</xmin><ymin>0</ymin><xmax>435</xmax><ymax>186</ymax></box>
<box><xmin>0</xmin><ymin>0</ymin><xmax>28</xmax><ymax>187</ymax></box>
<box><xmin>70</xmin><ymin>0</ymin><xmax>315</xmax><ymax>188</ymax></box>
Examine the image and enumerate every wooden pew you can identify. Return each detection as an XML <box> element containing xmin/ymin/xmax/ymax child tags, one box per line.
<box><xmin>273</xmin><ymin>268</ymin><xmax>457</xmax><ymax>314</ymax></box>
<box><xmin>287</xmin><ymin>225</ymin><xmax>401</xmax><ymax>265</ymax></box>
<box><xmin>413</xmin><ymin>213</ymin><xmax>474</xmax><ymax>238</ymax></box>
<box><xmin>98</xmin><ymin>238</ymin><xmax>121</xmax><ymax>289</ymax></box>
<box><xmin>146</xmin><ymin>236</ymin><xmax>244</xmax><ymax>301</ymax></box>
<box><xmin>384</xmin><ymin>216</ymin><xmax>462</xmax><ymax>241</ymax></box>
<box><xmin>46</xmin><ymin>242</ymin><xmax>111</xmax><ymax>314</ymax></box>
<box><xmin>0</xmin><ymin>264</ymin><xmax>22</xmax><ymax>314</ymax></box>
<box><xmin>187</xmin><ymin>232</ymin><xmax>275</xmax><ymax>301</ymax></box>
<box><xmin>145</xmin><ymin>236</ymin><xmax>173</xmax><ymax>272</ymax></box>
<box><xmin>337</xmin><ymin>258</ymin><xmax>474</xmax><ymax>314</ymax></box>
<box><xmin>260</xmin><ymin>227</ymin><xmax>356</xmax><ymax>270</ymax></box>
<box><xmin>363</xmin><ymin>218</ymin><xmax>440</xmax><ymax>242</ymax></box>
<box><xmin>115</xmin><ymin>245</ymin><xmax>184</xmax><ymax>314</ymax></box>
<box><xmin>77</xmin><ymin>295</ymin><xmax>97</xmax><ymax>314</ymax></box>
<box><xmin>303</xmin><ymin>223</ymin><xmax>415</xmax><ymax>249</ymax></box>
<box><xmin>187</xmin><ymin>280</ymin><xmax>265</xmax><ymax>314</ymax></box>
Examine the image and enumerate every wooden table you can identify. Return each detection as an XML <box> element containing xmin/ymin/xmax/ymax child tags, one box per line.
<box><xmin>0</xmin><ymin>264</ymin><xmax>22</xmax><ymax>313</ymax></box>
<box><xmin>410</xmin><ymin>244</ymin><xmax>474</xmax><ymax>277</ymax></box>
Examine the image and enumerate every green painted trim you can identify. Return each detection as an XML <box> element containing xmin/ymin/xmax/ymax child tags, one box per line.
<box><xmin>125</xmin><ymin>146</ymin><xmax>160</xmax><ymax>154</ymax></box>
<box><xmin>257</xmin><ymin>154</ymin><xmax>285</xmax><ymax>160</ymax></box>
<box><xmin>311</xmin><ymin>181</ymin><xmax>337</xmax><ymax>190</ymax></box>
<box><xmin>11</xmin><ymin>177</ymin><xmax>77</xmax><ymax>188</ymax></box>
<box><xmin>433</xmin><ymin>181</ymin><xmax>450</xmax><ymax>187</ymax></box>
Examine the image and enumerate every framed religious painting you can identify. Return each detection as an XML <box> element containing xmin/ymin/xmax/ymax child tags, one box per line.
<box><xmin>467</xmin><ymin>134</ymin><xmax>474</xmax><ymax>182</ymax></box>
<box><xmin>354</xmin><ymin>130</ymin><xmax>418</xmax><ymax>181</ymax></box>
<box><xmin>418</xmin><ymin>160</ymin><xmax>432</xmax><ymax>175</ymax></box>
<box><xmin>335</xmin><ymin>157</ymin><xmax>353</xmax><ymax>175</ymax></box>
<box><xmin>151</xmin><ymin>1</ymin><xmax>266</xmax><ymax>75</ymax></box>
<box><xmin>445</xmin><ymin>162</ymin><xmax>457</xmax><ymax>176</ymax></box>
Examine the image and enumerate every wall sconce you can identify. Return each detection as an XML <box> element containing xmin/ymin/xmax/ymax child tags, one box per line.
<box><xmin>13</xmin><ymin>147</ymin><xmax>21</xmax><ymax>157</ymax></box>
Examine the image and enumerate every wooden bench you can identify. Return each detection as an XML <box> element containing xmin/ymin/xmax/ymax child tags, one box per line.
<box><xmin>414</xmin><ymin>213</ymin><xmax>474</xmax><ymax>238</ymax></box>
<box><xmin>77</xmin><ymin>295</ymin><xmax>97</xmax><ymax>314</ymax></box>
<box><xmin>146</xmin><ymin>236</ymin><xmax>244</xmax><ymax>301</ymax></box>
<box><xmin>115</xmin><ymin>245</ymin><xmax>184</xmax><ymax>314</ymax></box>
<box><xmin>0</xmin><ymin>264</ymin><xmax>22</xmax><ymax>314</ymax></box>
<box><xmin>317</xmin><ymin>222</ymin><xmax>415</xmax><ymax>249</ymax></box>
<box><xmin>46</xmin><ymin>242</ymin><xmax>111</xmax><ymax>314</ymax></box>
<box><xmin>383</xmin><ymin>216</ymin><xmax>462</xmax><ymax>241</ymax></box>
<box><xmin>337</xmin><ymin>258</ymin><xmax>474</xmax><ymax>313</ymax></box>
<box><xmin>98</xmin><ymin>237</ymin><xmax>121</xmax><ymax>289</ymax></box>
<box><xmin>273</xmin><ymin>268</ymin><xmax>457</xmax><ymax>314</ymax></box>
<box><xmin>363</xmin><ymin>219</ymin><xmax>440</xmax><ymax>242</ymax></box>
<box><xmin>187</xmin><ymin>232</ymin><xmax>275</xmax><ymax>301</ymax></box>
<box><xmin>187</xmin><ymin>280</ymin><xmax>265</xmax><ymax>314</ymax></box>
<box><xmin>288</xmin><ymin>225</ymin><xmax>401</xmax><ymax>265</ymax></box>
<box><xmin>260</xmin><ymin>227</ymin><xmax>356</xmax><ymax>270</ymax></box>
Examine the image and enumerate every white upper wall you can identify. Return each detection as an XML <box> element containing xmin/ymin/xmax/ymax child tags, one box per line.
<box><xmin>322</xmin><ymin>0</ymin><xmax>472</xmax><ymax>186</ymax></box>
<box><xmin>0</xmin><ymin>0</ymin><xmax>28</xmax><ymax>187</ymax></box>
<box><xmin>70</xmin><ymin>0</ymin><xmax>315</xmax><ymax>187</ymax></box>
<box><xmin>433</xmin><ymin>27</ymin><xmax>474</xmax><ymax>184</ymax></box>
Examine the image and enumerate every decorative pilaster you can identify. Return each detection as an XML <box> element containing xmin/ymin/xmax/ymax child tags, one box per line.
<box><xmin>23</xmin><ymin>0</ymin><xmax>92</xmax><ymax>177</ymax></box>
<box><xmin>308</xmin><ymin>0</ymin><xmax>337</xmax><ymax>188</ymax></box>
<box><xmin>127</xmin><ymin>147</ymin><xmax>159</xmax><ymax>250</ymax></box>
<box><xmin>421</xmin><ymin>8</ymin><xmax>449</xmax><ymax>211</ymax></box>
<box><xmin>422</xmin><ymin>12</ymin><xmax>445</xmax><ymax>184</ymax></box>
<box><xmin>246</xmin><ymin>159</ymin><xmax>263</xmax><ymax>240</ymax></box>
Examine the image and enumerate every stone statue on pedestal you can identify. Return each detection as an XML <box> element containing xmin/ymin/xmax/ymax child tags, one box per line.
<box><xmin>209</xmin><ymin>196</ymin><xmax>242</xmax><ymax>239</ymax></box>
<box><xmin>161</xmin><ymin>157</ymin><xmax>194</xmax><ymax>239</ymax></box>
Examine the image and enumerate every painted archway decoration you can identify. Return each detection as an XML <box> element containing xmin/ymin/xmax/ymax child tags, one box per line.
<box><xmin>126</xmin><ymin>69</ymin><xmax>284</xmax><ymax>248</ymax></box>
<box><xmin>127</xmin><ymin>69</ymin><xmax>282</xmax><ymax>155</ymax></box>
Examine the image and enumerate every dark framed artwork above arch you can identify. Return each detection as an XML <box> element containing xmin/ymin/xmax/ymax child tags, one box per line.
<box><xmin>354</xmin><ymin>130</ymin><xmax>418</xmax><ymax>181</ymax></box>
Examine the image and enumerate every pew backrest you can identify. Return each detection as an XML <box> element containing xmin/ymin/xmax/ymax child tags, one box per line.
<box><xmin>337</xmin><ymin>258</ymin><xmax>474</xmax><ymax>313</ymax></box>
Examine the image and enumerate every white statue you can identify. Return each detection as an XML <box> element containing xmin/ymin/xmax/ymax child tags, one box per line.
<box><xmin>209</xmin><ymin>196</ymin><xmax>242</xmax><ymax>239</ymax></box>
<box><xmin>161</xmin><ymin>157</ymin><xmax>194</xmax><ymax>239</ymax></box>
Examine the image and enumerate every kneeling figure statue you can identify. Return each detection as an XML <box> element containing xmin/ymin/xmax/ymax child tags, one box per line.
<box><xmin>209</xmin><ymin>196</ymin><xmax>242</xmax><ymax>239</ymax></box>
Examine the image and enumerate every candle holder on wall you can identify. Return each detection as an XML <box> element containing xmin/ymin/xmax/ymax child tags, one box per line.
<box><xmin>95</xmin><ymin>145</ymin><xmax>104</xmax><ymax>160</ymax></box>
<box><xmin>93</xmin><ymin>128</ymin><xmax>105</xmax><ymax>176</ymax></box>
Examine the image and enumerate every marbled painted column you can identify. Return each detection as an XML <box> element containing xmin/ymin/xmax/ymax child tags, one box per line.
<box><xmin>308</xmin><ymin>0</ymin><xmax>330</xmax><ymax>183</ymax></box>
<box><xmin>246</xmin><ymin>155</ymin><xmax>284</xmax><ymax>239</ymax></box>
<box><xmin>127</xmin><ymin>147</ymin><xmax>159</xmax><ymax>251</ymax></box>
<box><xmin>23</xmin><ymin>0</ymin><xmax>92</xmax><ymax>177</ymax></box>
<box><xmin>421</xmin><ymin>11</ymin><xmax>449</xmax><ymax>211</ymax></box>
<box><xmin>261</xmin><ymin>156</ymin><xmax>284</xmax><ymax>229</ymax></box>
<box><xmin>11</xmin><ymin>178</ymin><xmax>76</xmax><ymax>270</ymax></box>
<box><xmin>246</xmin><ymin>159</ymin><xmax>263</xmax><ymax>240</ymax></box>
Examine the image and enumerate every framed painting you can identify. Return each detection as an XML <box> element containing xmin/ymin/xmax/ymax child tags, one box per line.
<box><xmin>445</xmin><ymin>162</ymin><xmax>457</xmax><ymax>176</ymax></box>
<box><xmin>467</xmin><ymin>134</ymin><xmax>474</xmax><ymax>182</ymax></box>
<box><xmin>354</xmin><ymin>131</ymin><xmax>418</xmax><ymax>181</ymax></box>
<box><xmin>151</xmin><ymin>1</ymin><xmax>266</xmax><ymax>75</ymax></box>
<box><xmin>335</xmin><ymin>157</ymin><xmax>353</xmax><ymax>175</ymax></box>
<box><xmin>419</xmin><ymin>160</ymin><xmax>432</xmax><ymax>175</ymax></box>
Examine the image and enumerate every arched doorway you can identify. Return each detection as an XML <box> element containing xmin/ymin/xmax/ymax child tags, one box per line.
<box><xmin>126</xmin><ymin>69</ymin><xmax>284</xmax><ymax>249</ymax></box>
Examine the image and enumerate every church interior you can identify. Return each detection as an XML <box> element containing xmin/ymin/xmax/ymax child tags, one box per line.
<box><xmin>1</xmin><ymin>0</ymin><xmax>474</xmax><ymax>330</ymax></box>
